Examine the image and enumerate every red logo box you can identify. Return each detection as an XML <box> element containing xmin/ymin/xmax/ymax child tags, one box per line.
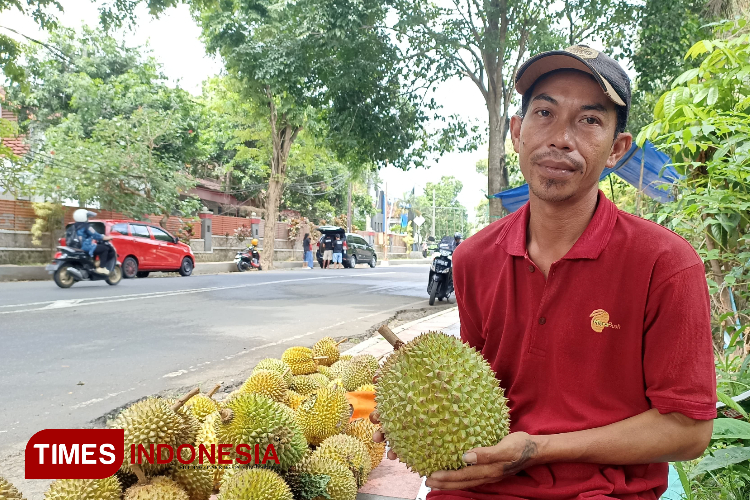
<box><xmin>25</xmin><ymin>429</ymin><xmax>124</xmax><ymax>479</ymax></box>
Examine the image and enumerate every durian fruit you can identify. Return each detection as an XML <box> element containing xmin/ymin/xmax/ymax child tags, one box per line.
<box><xmin>196</xmin><ymin>411</ymin><xmax>223</xmax><ymax>490</ymax></box>
<box><xmin>290</xmin><ymin>374</ymin><xmax>323</xmax><ymax>396</ymax></box>
<box><xmin>282</xmin><ymin>347</ymin><xmax>318</xmax><ymax>375</ymax></box>
<box><xmin>288</xmin><ymin>455</ymin><xmax>357</xmax><ymax>500</ymax></box>
<box><xmin>284</xmin><ymin>390</ymin><xmax>307</xmax><ymax>410</ymax></box>
<box><xmin>340</xmin><ymin>357</ymin><xmax>376</xmax><ymax>391</ymax></box>
<box><xmin>44</xmin><ymin>478</ymin><xmax>121</xmax><ymax>500</ymax></box>
<box><xmin>317</xmin><ymin>365</ymin><xmax>333</xmax><ymax>379</ymax></box>
<box><xmin>169</xmin><ymin>466</ymin><xmax>213</xmax><ymax>500</ymax></box>
<box><xmin>327</xmin><ymin>378</ymin><xmax>344</xmax><ymax>389</ymax></box>
<box><xmin>115</xmin><ymin>470</ymin><xmax>139</xmax><ymax>492</ymax></box>
<box><xmin>217</xmin><ymin>393</ymin><xmax>307</xmax><ymax>470</ymax></box>
<box><xmin>340</xmin><ymin>355</ymin><xmax>353</xmax><ymax>361</ymax></box>
<box><xmin>312</xmin><ymin>337</ymin><xmax>344</xmax><ymax>366</ymax></box>
<box><xmin>240</xmin><ymin>369</ymin><xmax>288</xmax><ymax>403</ymax></box>
<box><xmin>355</xmin><ymin>384</ymin><xmax>375</xmax><ymax>392</ymax></box>
<box><xmin>253</xmin><ymin>358</ymin><xmax>293</xmax><ymax>387</ymax></box>
<box><xmin>376</xmin><ymin>331</ymin><xmax>510</xmax><ymax>477</ymax></box>
<box><xmin>218</xmin><ymin>468</ymin><xmax>292</xmax><ymax>500</ymax></box>
<box><xmin>313</xmin><ymin>435</ymin><xmax>372</xmax><ymax>487</ymax></box>
<box><xmin>353</xmin><ymin>354</ymin><xmax>379</xmax><ymax>373</ymax></box>
<box><xmin>295</xmin><ymin>385</ymin><xmax>351</xmax><ymax>445</ymax></box>
<box><xmin>344</xmin><ymin>418</ymin><xmax>386</xmax><ymax>470</ymax></box>
<box><xmin>183</xmin><ymin>385</ymin><xmax>220</xmax><ymax>422</ymax></box>
<box><xmin>123</xmin><ymin>476</ymin><xmax>188</xmax><ymax>500</ymax></box>
<box><xmin>0</xmin><ymin>476</ymin><xmax>25</xmax><ymax>500</ymax></box>
<box><xmin>165</xmin><ymin>398</ymin><xmax>201</xmax><ymax>448</ymax></box>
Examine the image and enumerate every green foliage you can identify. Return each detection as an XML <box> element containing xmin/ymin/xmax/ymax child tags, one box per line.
<box><xmin>30</xmin><ymin>201</ymin><xmax>63</xmax><ymax>246</ymax></box>
<box><xmin>414</xmin><ymin>176</ymin><xmax>468</xmax><ymax>240</ymax></box>
<box><xmin>0</xmin><ymin>117</ymin><xmax>24</xmax><ymax>196</ymax></box>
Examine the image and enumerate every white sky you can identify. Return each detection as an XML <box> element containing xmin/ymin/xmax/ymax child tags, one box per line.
<box><xmin>3</xmin><ymin>1</ymin><xmax>627</xmax><ymax>222</ymax></box>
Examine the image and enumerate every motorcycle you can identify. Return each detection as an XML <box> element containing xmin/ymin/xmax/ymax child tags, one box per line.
<box><xmin>47</xmin><ymin>241</ymin><xmax>123</xmax><ymax>288</ymax></box>
<box><xmin>427</xmin><ymin>238</ymin><xmax>454</xmax><ymax>305</ymax></box>
<box><xmin>235</xmin><ymin>245</ymin><xmax>262</xmax><ymax>271</ymax></box>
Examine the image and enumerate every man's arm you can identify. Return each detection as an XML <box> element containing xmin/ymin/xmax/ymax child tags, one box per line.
<box><xmin>425</xmin><ymin>408</ymin><xmax>713</xmax><ymax>490</ymax></box>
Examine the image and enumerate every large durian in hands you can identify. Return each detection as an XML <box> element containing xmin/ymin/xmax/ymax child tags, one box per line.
<box><xmin>218</xmin><ymin>469</ymin><xmax>292</xmax><ymax>500</ymax></box>
<box><xmin>295</xmin><ymin>385</ymin><xmax>351</xmax><ymax>445</ymax></box>
<box><xmin>376</xmin><ymin>331</ymin><xmax>510</xmax><ymax>477</ymax></box>
<box><xmin>0</xmin><ymin>476</ymin><xmax>25</xmax><ymax>500</ymax></box>
<box><xmin>44</xmin><ymin>478</ymin><xmax>121</xmax><ymax>500</ymax></box>
<box><xmin>282</xmin><ymin>347</ymin><xmax>318</xmax><ymax>375</ymax></box>
<box><xmin>217</xmin><ymin>393</ymin><xmax>307</xmax><ymax>470</ymax></box>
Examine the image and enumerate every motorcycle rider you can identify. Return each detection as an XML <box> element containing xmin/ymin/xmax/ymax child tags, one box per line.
<box><xmin>73</xmin><ymin>209</ymin><xmax>114</xmax><ymax>275</ymax></box>
<box><xmin>452</xmin><ymin>232</ymin><xmax>462</xmax><ymax>250</ymax></box>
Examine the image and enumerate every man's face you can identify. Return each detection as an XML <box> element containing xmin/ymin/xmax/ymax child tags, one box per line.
<box><xmin>510</xmin><ymin>70</ymin><xmax>632</xmax><ymax>203</ymax></box>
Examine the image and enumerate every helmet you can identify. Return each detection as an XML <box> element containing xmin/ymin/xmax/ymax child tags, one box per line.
<box><xmin>251</xmin><ymin>238</ymin><xmax>259</xmax><ymax>247</ymax></box>
<box><xmin>73</xmin><ymin>209</ymin><xmax>96</xmax><ymax>223</ymax></box>
<box><xmin>454</xmin><ymin>232</ymin><xmax>462</xmax><ymax>239</ymax></box>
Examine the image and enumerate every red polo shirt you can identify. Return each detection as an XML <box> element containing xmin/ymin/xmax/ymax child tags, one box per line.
<box><xmin>431</xmin><ymin>192</ymin><xmax>716</xmax><ymax>500</ymax></box>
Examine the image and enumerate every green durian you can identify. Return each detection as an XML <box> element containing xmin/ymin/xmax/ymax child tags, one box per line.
<box><xmin>282</xmin><ymin>347</ymin><xmax>318</xmax><ymax>375</ymax></box>
<box><xmin>0</xmin><ymin>476</ymin><xmax>25</xmax><ymax>500</ymax></box>
<box><xmin>376</xmin><ymin>332</ymin><xmax>510</xmax><ymax>477</ymax></box>
<box><xmin>317</xmin><ymin>365</ymin><xmax>333</xmax><ymax>379</ymax></box>
<box><xmin>170</xmin><ymin>466</ymin><xmax>213</xmax><ymax>500</ymax></box>
<box><xmin>217</xmin><ymin>393</ymin><xmax>307</xmax><ymax>471</ymax></box>
<box><xmin>352</xmin><ymin>354</ymin><xmax>379</xmax><ymax>373</ymax></box>
<box><xmin>240</xmin><ymin>369</ymin><xmax>288</xmax><ymax>403</ymax></box>
<box><xmin>313</xmin><ymin>434</ymin><xmax>372</xmax><ymax>487</ymax></box>
<box><xmin>290</xmin><ymin>374</ymin><xmax>323</xmax><ymax>396</ymax></box>
<box><xmin>44</xmin><ymin>478</ymin><xmax>120</xmax><ymax>500</ymax></box>
<box><xmin>289</xmin><ymin>455</ymin><xmax>357</xmax><ymax>500</ymax></box>
<box><xmin>218</xmin><ymin>468</ymin><xmax>292</xmax><ymax>500</ymax></box>
<box><xmin>344</xmin><ymin>418</ymin><xmax>386</xmax><ymax>470</ymax></box>
<box><xmin>340</xmin><ymin>358</ymin><xmax>376</xmax><ymax>391</ymax></box>
<box><xmin>295</xmin><ymin>385</ymin><xmax>351</xmax><ymax>445</ymax></box>
<box><xmin>123</xmin><ymin>476</ymin><xmax>188</xmax><ymax>500</ymax></box>
<box><xmin>312</xmin><ymin>337</ymin><xmax>341</xmax><ymax>366</ymax></box>
<box><xmin>253</xmin><ymin>358</ymin><xmax>293</xmax><ymax>386</ymax></box>
<box><xmin>184</xmin><ymin>394</ymin><xmax>219</xmax><ymax>422</ymax></box>
<box><xmin>196</xmin><ymin>411</ymin><xmax>223</xmax><ymax>490</ymax></box>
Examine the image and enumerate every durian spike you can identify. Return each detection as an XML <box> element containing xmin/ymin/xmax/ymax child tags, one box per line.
<box><xmin>336</xmin><ymin>338</ymin><xmax>348</xmax><ymax>346</ymax></box>
<box><xmin>207</xmin><ymin>384</ymin><xmax>221</xmax><ymax>398</ymax></box>
<box><xmin>220</xmin><ymin>408</ymin><xmax>234</xmax><ymax>423</ymax></box>
<box><xmin>377</xmin><ymin>325</ymin><xmax>405</xmax><ymax>350</ymax></box>
<box><xmin>130</xmin><ymin>463</ymin><xmax>148</xmax><ymax>485</ymax></box>
<box><xmin>171</xmin><ymin>387</ymin><xmax>200</xmax><ymax>412</ymax></box>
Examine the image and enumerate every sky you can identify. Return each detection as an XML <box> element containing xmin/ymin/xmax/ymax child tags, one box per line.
<box><xmin>1</xmin><ymin>0</ymin><xmax>619</xmax><ymax>223</ymax></box>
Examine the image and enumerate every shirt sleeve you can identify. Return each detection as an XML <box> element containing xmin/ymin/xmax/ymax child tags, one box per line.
<box><xmin>643</xmin><ymin>263</ymin><xmax>717</xmax><ymax>420</ymax></box>
<box><xmin>88</xmin><ymin>227</ymin><xmax>103</xmax><ymax>241</ymax></box>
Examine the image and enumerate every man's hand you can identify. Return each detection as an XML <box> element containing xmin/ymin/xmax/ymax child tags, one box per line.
<box><xmin>425</xmin><ymin>432</ymin><xmax>539</xmax><ymax>490</ymax></box>
<box><xmin>369</xmin><ymin>410</ymin><xmax>399</xmax><ymax>460</ymax></box>
<box><xmin>103</xmin><ymin>235</ymin><xmax>113</xmax><ymax>241</ymax></box>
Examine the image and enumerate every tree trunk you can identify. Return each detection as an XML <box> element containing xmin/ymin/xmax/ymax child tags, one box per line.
<box><xmin>160</xmin><ymin>213</ymin><xmax>169</xmax><ymax>229</ymax></box>
<box><xmin>347</xmin><ymin>181</ymin><xmax>353</xmax><ymax>233</ymax></box>
<box><xmin>487</xmin><ymin>102</ymin><xmax>509</xmax><ymax>220</ymax></box>
<box><xmin>261</xmin><ymin>176</ymin><xmax>283</xmax><ymax>270</ymax></box>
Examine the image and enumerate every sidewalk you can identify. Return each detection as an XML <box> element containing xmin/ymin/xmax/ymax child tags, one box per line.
<box><xmin>345</xmin><ymin>307</ymin><xmax>461</xmax><ymax>500</ymax></box>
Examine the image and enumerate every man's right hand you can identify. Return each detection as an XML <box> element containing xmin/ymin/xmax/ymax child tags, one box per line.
<box><xmin>369</xmin><ymin>410</ymin><xmax>399</xmax><ymax>460</ymax></box>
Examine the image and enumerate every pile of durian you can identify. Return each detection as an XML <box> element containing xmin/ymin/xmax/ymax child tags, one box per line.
<box><xmin>0</xmin><ymin>337</ymin><xmax>385</xmax><ymax>500</ymax></box>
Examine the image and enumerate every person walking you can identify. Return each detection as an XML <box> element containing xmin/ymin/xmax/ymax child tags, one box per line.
<box><xmin>332</xmin><ymin>233</ymin><xmax>345</xmax><ymax>269</ymax></box>
<box><xmin>322</xmin><ymin>233</ymin><xmax>334</xmax><ymax>269</ymax></box>
<box><xmin>302</xmin><ymin>233</ymin><xmax>313</xmax><ymax>269</ymax></box>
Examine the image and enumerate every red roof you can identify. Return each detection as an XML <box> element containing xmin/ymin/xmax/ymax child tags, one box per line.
<box><xmin>0</xmin><ymin>87</ymin><xmax>29</xmax><ymax>157</ymax></box>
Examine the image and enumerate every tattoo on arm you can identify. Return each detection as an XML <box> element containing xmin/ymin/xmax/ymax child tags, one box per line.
<box><xmin>503</xmin><ymin>439</ymin><xmax>538</xmax><ymax>476</ymax></box>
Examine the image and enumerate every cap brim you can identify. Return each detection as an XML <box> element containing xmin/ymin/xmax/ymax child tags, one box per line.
<box><xmin>515</xmin><ymin>52</ymin><xmax>625</xmax><ymax>107</ymax></box>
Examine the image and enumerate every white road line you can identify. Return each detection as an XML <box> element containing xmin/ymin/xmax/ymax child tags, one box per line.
<box><xmin>162</xmin><ymin>299</ymin><xmax>426</xmax><ymax>378</ymax></box>
<box><xmin>70</xmin><ymin>387</ymin><xmax>136</xmax><ymax>410</ymax></box>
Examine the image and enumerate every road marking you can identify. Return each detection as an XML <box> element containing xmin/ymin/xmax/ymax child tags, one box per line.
<box><xmin>0</xmin><ymin>275</ymin><xmax>392</xmax><ymax>315</ymax></box>
<box><xmin>70</xmin><ymin>387</ymin><xmax>136</xmax><ymax>410</ymax></box>
<box><xmin>162</xmin><ymin>299</ymin><xmax>426</xmax><ymax>378</ymax></box>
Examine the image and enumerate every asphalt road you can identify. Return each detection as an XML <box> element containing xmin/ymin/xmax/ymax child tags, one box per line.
<box><xmin>0</xmin><ymin>264</ymin><xmax>440</xmax><ymax>494</ymax></box>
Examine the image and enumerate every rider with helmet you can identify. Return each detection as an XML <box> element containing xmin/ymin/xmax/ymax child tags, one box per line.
<box><xmin>73</xmin><ymin>209</ymin><xmax>114</xmax><ymax>275</ymax></box>
<box><xmin>452</xmin><ymin>232</ymin><xmax>463</xmax><ymax>250</ymax></box>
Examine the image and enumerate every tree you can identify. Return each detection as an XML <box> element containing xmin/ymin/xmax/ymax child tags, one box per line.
<box><xmin>195</xmin><ymin>0</ymin><xmax>434</xmax><ymax>269</ymax></box>
<box><xmin>0</xmin><ymin>0</ymin><xmax>61</xmax><ymax>84</ymax></box>
<box><xmin>415</xmin><ymin>176</ymin><xmax>468</xmax><ymax>240</ymax></box>
<box><xmin>388</xmin><ymin>0</ymin><xmax>638</xmax><ymax>219</ymax></box>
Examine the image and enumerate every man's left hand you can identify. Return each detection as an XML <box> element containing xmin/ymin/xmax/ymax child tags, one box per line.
<box><xmin>425</xmin><ymin>432</ymin><xmax>540</xmax><ymax>491</ymax></box>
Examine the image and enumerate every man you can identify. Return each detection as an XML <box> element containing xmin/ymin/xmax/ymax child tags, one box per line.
<box><xmin>322</xmin><ymin>233</ymin><xmax>334</xmax><ymax>269</ymax></box>
<box><xmin>452</xmin><ymin>232</ymin><xmax>462</xmax><ymax>251</ymax></box>
<box><xmin>373</xmin><ymin>46</ymin><xmax>716</xmax><ymax>500</ymax></box>
<box><xmin>72</xmin><ymin>209</ymin><xmax>114</xmax><ymax>275</ymax></box>
<box><xmin>332</xmin><ymin>233</ymin><xmax>345</xmax><ymax>269</ymax></box>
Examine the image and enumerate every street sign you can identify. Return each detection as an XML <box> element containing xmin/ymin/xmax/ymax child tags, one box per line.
<box><xmin>413</xmin><ymin>216</ymin><xmax>425</xmax><ymax>227</ymax></box>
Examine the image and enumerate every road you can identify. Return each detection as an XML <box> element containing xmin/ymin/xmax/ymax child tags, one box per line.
<box><xmin>0</xmin><ymin>264</ymin><xmax>442</xmax><ymax>495</ymax></box>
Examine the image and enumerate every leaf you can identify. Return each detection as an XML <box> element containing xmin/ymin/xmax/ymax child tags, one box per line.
<box><xmin>712</xmin><ymin>416</ymin><xmax>750</xmax><ymax>439</ymax></box>
<box><xmin>690</xmin><ymin>446</ymin><xmax>750</xmax><ymax>477</ymax></box>
<box><xmin>707</xmin><ymin>86</ymin><xmax>719</xmax><ymax>106</ymax></box>
<box><xmin>717</xmin><ymin>392</ymin><xmax>749</xmax><ymax>419</ymax></box>
<box><xmin>673</xmin><ymin>462</ymin><xmax>693</xmax><ymax>500</ymax></box>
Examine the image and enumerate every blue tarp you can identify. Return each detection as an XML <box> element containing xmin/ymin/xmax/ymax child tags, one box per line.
<box><xmin>493</xmin><ymin>141</ymin><xmax>680</xmax><ymax>213</ymax></box>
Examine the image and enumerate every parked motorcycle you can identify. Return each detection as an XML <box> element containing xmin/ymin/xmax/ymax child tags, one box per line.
<box><xmin>427</xmin><ymin>237</ymin><xmax>455</xmax><ymax>305</ymax></box>
<box><xmin>47</xmin><ymin>241</ymin><xmax>122</xmax><ymax>288</ymax></box>
<box><xmin>235</xmin><ymin>241</ymin><xmax>262</xmax><ymax>271</ymax></box>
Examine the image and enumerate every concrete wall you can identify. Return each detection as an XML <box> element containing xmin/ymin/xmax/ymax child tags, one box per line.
<box><xmin>0</xmin><ymin>229</ymin><xmax>56</xmax><ymax>265</ymax></box>
<box><xmin>190</xmin><ymin>235</ymin><xmax>305</xmax><ymax>263</ymax></box>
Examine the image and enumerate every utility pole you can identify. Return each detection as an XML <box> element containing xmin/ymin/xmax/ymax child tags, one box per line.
<box><xmin>384</xmin><ymin>183</ymin><xmax>388</xmax><ymax>261</ymax></box>
<box><xmin>431</xmin><ymin>188</ymin><xmax>435</xmax><ymax>238</ymax></box>
<box><xmin>347</xmin><ymin>181</ymin><xmax>352</xmax><ymax>233</ymax></box>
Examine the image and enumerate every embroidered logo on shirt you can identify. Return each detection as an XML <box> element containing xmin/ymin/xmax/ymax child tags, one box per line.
<box><xmin>590</xmin><ymin>309</ymin><xmax>621</xmax><ymax>332</ymax></box>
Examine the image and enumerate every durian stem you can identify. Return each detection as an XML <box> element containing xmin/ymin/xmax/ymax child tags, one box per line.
<box><xmin>313</xmin><ymin>356</ymin><xmax>329</xmax><ymax>360</ymax></box>
<box><xmin>207</xmin><ymin>384</ymin><xmax>221</xmax><ymax>398</ymax></box>
<box><xmin>282</xmin><ymin>367</ymin><xmax>291</xmax><ymax>379</ymax></box>
<box><xmin>378</xmin><ymin>325</ymin><xmax>405</xmax><ymax>350</ymax></box>
<box><xmin>336</xmin><ymin>338</ymin><xmax>348</xmax><ymax>346</ymax></box>
<box><xmin>171</xmin><ymin>387</ymin><xmax>200</xmax><ymax>412</ymax></box>
<box><xmin>220</xmin><ymin>408</ymin><xmax>235</xmax><ymax>423</ymax></box>
<box><xmin>130</xmin><ymin>463</ymin><xmax>148</xmax><ymax>485</ymax></box>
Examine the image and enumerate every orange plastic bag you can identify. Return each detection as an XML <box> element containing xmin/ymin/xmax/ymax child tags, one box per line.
<box><xmin>346</xmin><ymin>391</ymin><xmax>376</xmax><ymax>422</ymax></box>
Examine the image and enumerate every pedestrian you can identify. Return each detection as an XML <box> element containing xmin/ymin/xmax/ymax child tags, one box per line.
<box><xmin>302</xmin><ymin>233</ymin><xmax>313</xmax><ymax>269</ymax></box>
<box><xmin>373</xmin><ymin>45</ymin><xmax>716</xmax><ymax>500</ymax></box>
<box><xmin>322</xmin><ymin>233</ymin><xmax>334</xmax><ymax>269</ymax></box>
<box><xmin>332</xmin><ymin>233</ymin><xmax>345</xmax><ymax>269</ymax></box>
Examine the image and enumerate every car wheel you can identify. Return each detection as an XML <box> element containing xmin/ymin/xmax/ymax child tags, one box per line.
<box><xmin>369</xmin><ymin>255</ymin><xmax>376</xmax><ymax>268</ymax></box>
<box><xmin>179</xmin><ymin>257</ymin><xmax>194</xmax><ymax>276</ymax></box>
<box><xmin>136</xmin><ymin>271</ymin><xmax>150</xmax><ymax>278</ymax></box>
<box><xmin>106</xmin><ymin>265</ymin><xmax>123</xmax><ymax>285</ymax></box>
<box><xmin>54</xmin><ymin>265</ymin><xmax>75</xmax><ymax>288</ymax></box>
<box><xmin>122</xmin><ymin>256</ymin><xmax>138</xmax><ymax>279</ymax></box>
<box><xmin>349</xmin><ymin>254</ymin><xmax>357</xmax><ymax>268</ymax></box>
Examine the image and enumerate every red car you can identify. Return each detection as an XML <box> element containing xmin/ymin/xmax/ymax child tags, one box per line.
<box><xmin>59</xmin><ymin>220</ymin><xmax>195</xmax><ymax>279</ymax></box>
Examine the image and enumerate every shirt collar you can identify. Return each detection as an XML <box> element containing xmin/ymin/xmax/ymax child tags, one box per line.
<box><xmin>496</xmin><ymin>190</ymin><xmax>618</xmax><ymax>260</ymax></box>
